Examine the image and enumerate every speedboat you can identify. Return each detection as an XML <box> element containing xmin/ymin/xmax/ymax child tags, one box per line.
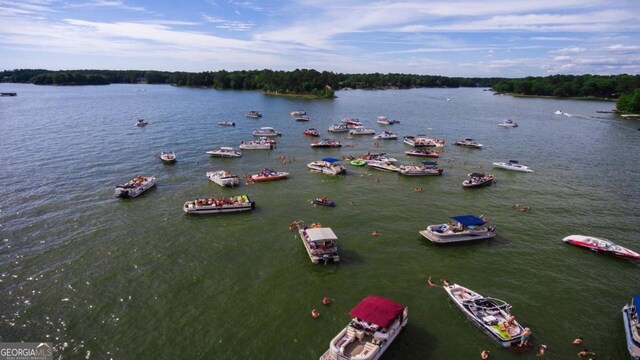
<box><xmin>291</xmin><ymin>110</ymin><xmax>306</xmax><ymax>116</ymax></box>
<box><xmin>183</xmin><ymin>195</ymin><xmax>255</xmax><ymax>214</ymax></box>
<box><xmin>398</xmin><ymin>161</ymin><xmax>443</xmax><ymax>176</ymax></box>
<box><xmin>312</xmin><ymin>198</ymin><xmax>336</xmax><ymax>207</ymax></box>
<box><xmin>357</xmin><ymin>152</ymin><xmax>397</xmax><ymax>163</ymax></box>
<box><xmin>115</xmin><ymin>175</ymin><xmax>156</xmax><ymax>198</ymax></box>
<box><xmin>403</xmin><ymin>135</ymin><xmax>445</xmax><ymax>148</ymax></box>
<box><xmin>444</xmin><ymin>284</ymin><xmax>526</xmax><ymax>348</ymax></box>
<box><xmin>622</xmin><ymin>295</ymin><xmax>640</xmax><ymax>359</ymax></box>
<box><xmin>492</xmin><ymin>160</ymin><xmax>533</xmax><ymax>172</ymax></box>
<box><xmin>373</xmin><ymin>131</ymin><xmax>398</xmax><ymax>140</ymax></box>
<box><xmin>252</xmin><ymin>127</ymin><xmax>281</xmax><ymax>137</ymax></box>
<box><xmin>295</xmin><ymin>115</ymin><xmax>311</xmax><ymax>121</ymax></box>
<box><xmin>239</xmin><ymin>138</ymin><xmax>275</xmax><ymax>150</ymax></box>
<box><xmin>207</xmin><ymin>170</ymin><xmax>240</xmax><ymax>187</ymax></box>
<box><xmin>376</xmin><ymin>116</ymin><xmax>400</xmax><ymax>125</ymax></box>
<box><xmin>554</xmin><ymin>110</ymin><xmax>571</xmax><ymax>117</ymax></box>
<box><xmin>328</xmin><ymin>123</ymin><xmax>350</xmax><ymax>133</ymax></box>
<box><xmin>367</xmin><ymin>161</ymin><xmax>399</xmax><ymax>172</ymax></box>
<box><xmin>304</xmin><ymin>128</ymin><xmax>320</xmax><ymax>137</ymax></box>
<box><xmin>248</xmin><ymin>169</ymin><xmax>289</xmax><ymax>182</ymax></box>
<box><xmin>206</xmin><ymin>146</ymin><xmax>242</xmax><ymax>158</ymax></box>
<box><xmin>454</xmin><ymin>138</ymin><xmax>483</xmax><ymax>148</ymax></box>
<box><xmin>562</xmin><ymin>235</ymin><xmax>640</xmax><ymax>260</ymax></box>
<box><xmin>218</xmin><ymin>121</ymin><xmax>235</xmax><ymax>126</ymax></box>
<box><xmin>311</xmin><ymin>139</ymin><xmax>342</xmax><ymax>148</ymax></box>
<box><xmin>245</xmin><ymin>111</ymin><xmax>262</xmax><ymax>118</ymax></box>
<box><xmin>307</xmin><ymin>158</ymin><xmax>347</xmax><ymax>175</ymax></box>
<box><xmin>341</xmin><ymin>118</ymin><xmax>362</xmax><ymax>127</ymax></box>
<box><xmin>298</xmin><ymin>226</ymin><xmax>340</xmax><ymax>264</ymax></box>
<box><xmin>498</xmin><ymin>119</ymin><xmax>518</xmax><ymax>127</ymax></box>
<box><xmin>135</xmin><ymin>119</ymin><xmax>149</xmax><ymax>127</ymax></box>
<box><xmin>463</xmin><ymin>173</ymin><xmax>494</xmax><ymax>188</ymax></box>
<box><xmin>319</xmin><ymin>296</ymin><xmax>408</xmax><ymax>360</ymax></box>
<box><xmin>420</xmin><ymin>215</ymin><xmax>496</xmax><ymax>243</ymax></box>
<box><xmin>405</xmin><ymin>149</ymin><xmax>440</xmax><ymax>158</ymax></box>
<box><xmin>349</xmin><ymin>127</ymin><xmax>376</xmax><ymax>135</ymax></box>
<box><xmin>160</xmin><ymin>151</ymin><xmax>176</xmax><ymax>163</ymax></box>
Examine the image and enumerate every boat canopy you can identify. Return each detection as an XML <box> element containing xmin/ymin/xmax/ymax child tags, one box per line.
<box><xmin>634</xmin><ymin>294</ymin><xmax>640</xmax><ymax>307</ymax></box>
<box><xmin>508</xmin><ymin>160</ymin><xmax>519</xmax><ymax>163</ymax></box>
<box><xmin>348</xmin><ymin>296</ymin><xmax>405</xmax><ymax>329</ymax></box>
<box><xmin>305</xmin><ymin>228</ymin><xmax>338</xmax><ymax>243</ymax></box>
<box><xmin>421</xmin><ymin>161</ymin><xmax>438</xmax><ymax>166</ymax></box>
<box><xmin>322</xmin><ymin>157</ymin><xmax>341</xmax><ymax>163</ymax></box>
<box><xmin>451</xmin><ymin>215</ymin><xmax>486</xmax><ymax>227</ymax></box>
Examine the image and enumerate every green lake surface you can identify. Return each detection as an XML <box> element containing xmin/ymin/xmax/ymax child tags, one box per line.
<box><xmin>0</xmin><ymin>84</ymin><xmax>638</xmax><ymax>359</ymax></box>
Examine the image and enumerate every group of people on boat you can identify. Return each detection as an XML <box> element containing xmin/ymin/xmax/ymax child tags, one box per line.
<box><xmin>193</xmin><ymin>195</ymin><xmax>243</xmax><ymax>207</ymax></box>
<box><xmin>119</xmin><ymin>175</ymin><xmax>148</xmax><ymax>188</ymax></box>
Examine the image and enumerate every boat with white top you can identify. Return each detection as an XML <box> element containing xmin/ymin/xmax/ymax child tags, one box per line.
<box><xmin>183</xmin><ymin>195</ymin><xmax>255</xmax><ymax>214</ymax></box>
<box><xmin>398</xmin><ymin>161</ymin><xmax>443</xmax><ymax>176</ymax></box>
<box><xmin>622</xmin><ymin>295</ymin><xmax>640</xmax><ymax>360</ymax></box>
<box><xmin>454</xmin><ymin>138</ymin><xmax>483</xmax><ymax>148</ymax></box>
<box><xmin>298</xmin><ymin>226</ymin><xmax>340</xmax><ymax>264</ymax></box>
<box><xmin>355</xmin><ymin>153</ymin><xmax>397</xmax><ymax>164</ymax></box>
<box><xmin>373</xmin><ymin>131</ymin><xmax>398</xmax><ymax>140</ymax></box>
<box><xmin>562</xmin><ymin>235</ymin><xmax>640</xmax><ymax>260</ymax></box>
<box><xmin>349</xmin><ymin>127</ymin><xmax>376</xmax><ymax>135</ymax></box>
<box><xmin>307</xmin><ymin>158</ymin><xmax>347</xmax><ymax>175</ymax></box>
<box><xmin>554</xmin><ymin>110</ymin><xmax>571</xmax><ymax>117</ymax></box>
<box><xmin>403</xmin><ymin>135</ymin><xmax>445</xmax><ymax>148</ymax></box>
<box><xmin>252</xmin><ymin>127</ymin><xmax>282</xmax><ymax>137</ymax></box>
<box><xmin>115</xmin><ymin>175</ymin><xmax>156</xmax><ymax>198</ymax></box>
<box><xmin>245</xmin><ymin>111</ymin><xmax>262</xmax><ymax>118</ymax></box>
<box><xmin>463</xmin><ymin>173</ymin><xmax>494</xmax><ymax>188</ymax></box>
<box><xmin>218</xmin><ymin>121</ymin><xmax>235</xmax><ymax>126</ymax></box>
<box><xmin>405</xmin><ymin>149</ymin><xmax>440</xmax><ymax>158</ymax></box>
<box><xmin>319</xmin><ymin>296</ymin><xmax>408</xmax><ymax>360</ymax></box>
<box><xmin>207</xmin><ymin>170</ymin><xmax>240</xmax><ymax>187</ymax></box>
<box><xmin>206</xmin><ymin>146</ymin><xmax>242</xmax><ymax>158</ymax></box>
<box><xmin>498</xmin><ymin>119</ymin><xmax>518</xmax><ymax>127</ymax></box>
<box><xmin>248</xmin><ymin>169</ymin><xmax>289</xmax><ymax>182</ymax></box>
<box><xmin>367</xmin><ymin>161</ymin><xmax>399</xmax><ymax>172</ymax></box>
<box><xmin>239</xmin><ymin>138</ymin><xmax>275</xmax><ymax>150</ymax></box>
<box><xmin>291</xmin><ymin>110</ymin><xmax>306</xmax><ymax>116</ymax></box>
<box><xmin>420</xmin><ymin>215</ymin><xmax>496</xmax><ymax>243</ymax></box>
<box><xmin>328</xmin><ymin>123</ymin><xmax>351</xmax><ymax>133</ymax></box>
<box><xmin>295</xmin><ymin>115</ymin><xmax>311</xmax><ymax>121</ymax></box>
<box><xmin>492</xmin><ymin>160</ymin><xmax>533</xmax><ymax>172</ymax></box>
<box><xmin>444</xmin><ymin>283</ymin><xmax>526</xmax><ymax>348</ymax></box>
<box><xmin>311</xmin><ymin>139</ymin><xmax>342</xmax><ymax>148</ymax></box>
<box><xmin>376</xmin><ymin>116</ymin><xmax>400</xmax><ymax>125</ymax></box>
<box><xmin>160</xmin><ymin>151</ymin><xmax>176</xmax><ymax>163</ymax></box>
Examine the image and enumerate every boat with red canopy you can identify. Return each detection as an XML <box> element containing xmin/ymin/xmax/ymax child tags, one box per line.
<box><xmin>320</xmin><ymin>296</ymin><xmax>408</xmax><ymax>360</ymax></box>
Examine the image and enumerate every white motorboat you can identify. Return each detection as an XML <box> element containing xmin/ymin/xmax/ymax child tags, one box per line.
<box><xmin>311</xmin><ymin>139</ymin><xmax>342</xmax><ymax>148</ymax></box>
<box><xmin>444</xmin><ymin>283</ymin><xmax>527</xmax><ymax>348</ymax></box>
<box><xmin>373</xmin><ymin>131</ymin><xmax>398</xmax><ymax>140</ymax></box>
<box><xmin>405</xmin><ymin>149</ymin><xmax>440</xmax><ymax>158</ymax></box>
<box><xmin>349</xmin><ymin>127</ymin><xmax>376</xmax><ymax>135</ymax></box>
<box><xmin>295</xmin><ymin>115</ymin><xmax>311</xmax><ymax>121</ymax></box>
<box><xmin>319</xmin><ymin>296</ymin><xmax>408</xmax><ymax>360</ymax></box>
<box><xmin>356</xmin><ymin>152</ymin><xmax>397</xmax><ymax>163</ymax></box>
<box><xmin>298</xmin><ymin>226</ymin><xmax>340</xmax><ymax>264</ymax></box>
<box><xmin>307</xmin><ymin>158</ymin><xmax>347</xmax><ymax>175</ymax></box>
<box><xmin>376</xmin><ymin>116</ymin><xmax>400</xmax><ymax>125</ymax></box>
<box><xmin>248</xmin><ymin>169</ymin><xmax>289</xmax><ymax>182</ymax></box>
<box><xmin>622</xmin><ymin>295</ymin><xmax>640</xmax><ymax>360</ymax></box>
<box><xmin>115</xmin><ymin>175</ymin><xmax>156</xmax><ymax>198</ymax></box>
<box><xmin>160</xmin><ymin>151</ymin><xmax>176</xmax><ymax>163</ymax></box>
<box><xmin>463</xmin><ymin>173</ymin><xmax>494</xmax><ymax>188</ymax></box>
<box><xmin>206</xmin><ymin>146</ymin><xmax>242</xmax><ymax>158</ymax></box>
<box><xmin>403</xmin><ymin>135</ymin><xmax>445</xmax><ymax>147</ymax></box>
<box><xmin>239</xmin><ymin>138</ymin><xmax>275</xmax><ymax>150</ymax></box>
<box><xmin>454</xmin><ymin>138</ymin><xmax>483</xmax><ymax>148</ymax></box>
<box><xmin>245</xmin><ymin>111</ymin><xmax>262</xmax><ymax>118</ymax></box>
<box><xmin>554</xmin><ymin>110</ymin><xmax>571</xmax><ymax>117</ymax></box>
<box><xmin>498</xmin><ymin>119</ymin><xmax>518</xmax><ymax>127</ymax></box>
<box><xmin>291</xmin><ymin>110</ymin><xmax>306</xmax><ymax>116</ymax></box>
<box><xmin>328</xmin><ymin>123</ymin><xmax>350</xmax><ymax>133</ymax></box>
<box><xmin>218</xmin><ymin>121</ymin><xmax>235</xmax><ymax>126</ymax></box>
<box><xmin>252</xmin><ymin>127</ymin><xmax>282</xmax><ymax>137</ymax></box>
<box><xmin>562</xmin><ymin>235</ymin><xmax>640</xmax><ymax>260</ymax></box>
<box><xmin>367</xmin><ymin>161</ymin><xmax>399</xmax><ymax>172</ymax></box>
<box><xmin>183</xmin><ymin>195</ymin><xmax>255</xmax><ymax>214</ymax></box>
<box><xmin>492</xmin><ymin>160</ymin><xmax>533</xmax><ymax>172</ymax></box>
<box><xmin>420</xmin><ymin>215</ymin><xmax>496</xmax><ymax>243</ymax></box>
<box><xmin>398</xmin><ymin>161</ymin><xmax>443</xmax><ymax>176</ymax></box>
<box><xmin>206</xmin><ymin>170</ymin><xmax>240</xmax><ymax>187</ymax></box>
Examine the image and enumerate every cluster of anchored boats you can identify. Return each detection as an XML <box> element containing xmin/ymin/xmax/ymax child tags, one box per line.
<box><xmin>124</xmin><ymin>109</ymin><xmax>639</xmax><ymax>359</ymax></box>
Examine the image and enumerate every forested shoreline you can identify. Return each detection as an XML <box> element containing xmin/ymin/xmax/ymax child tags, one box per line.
<box><xmin>1</xmin><ymin>69</ymin><xmax>639</xmax><ymax>111</ymax></box>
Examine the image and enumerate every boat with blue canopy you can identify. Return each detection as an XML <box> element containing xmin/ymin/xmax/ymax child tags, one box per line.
<box><xmin>420</xmin><ymin>215</ymin><xmax>496</xmax><ymax>243</ymax></box>
<box><xmin>622</xmin><ymin>295</ymin><xmax>640</xmax><ymax>359</ymax></box>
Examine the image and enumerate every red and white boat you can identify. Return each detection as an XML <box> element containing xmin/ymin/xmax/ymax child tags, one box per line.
<box><xmin>304</xmin><ymin>128</ymin><xmax>320</xmax><ymax>137</ymax></box>
<box><xmin>248</xmin><ymin>169</ymin><xmax>289</xmax><ymax>182</ymax></box>
<box><xmin>562</xmin><ymin>235</ymin><xmax>640</xmax><ymax>260</ymax></box>
<box><xmin>341</xmin><ymin>118</ymin><xmax>362</xmax><ymax>127</ymax></box>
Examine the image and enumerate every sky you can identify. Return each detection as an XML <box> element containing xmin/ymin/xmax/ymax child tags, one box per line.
<box><xmin>0</xmin><ymin>0</ymin><xmax>639</xmax><ymax>77</ymax></box>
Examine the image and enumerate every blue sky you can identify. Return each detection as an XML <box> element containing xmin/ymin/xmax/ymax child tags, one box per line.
<box><xmin>1</xmin><ymin>0</ymin><xmax>639</xmax><ymax>77</ymax></box>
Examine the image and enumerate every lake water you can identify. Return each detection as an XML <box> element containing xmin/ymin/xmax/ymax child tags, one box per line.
<box><xmin>0</xmin><ymin>83</ymin><xmax>639</xmax><ymax>359</ymax></box>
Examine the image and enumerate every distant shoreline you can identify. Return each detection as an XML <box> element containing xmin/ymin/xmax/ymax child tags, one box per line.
<box><xmin>500</xmin><ymin>92</ymin><xmax>617</xmax><ymax>102</ymax></box>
